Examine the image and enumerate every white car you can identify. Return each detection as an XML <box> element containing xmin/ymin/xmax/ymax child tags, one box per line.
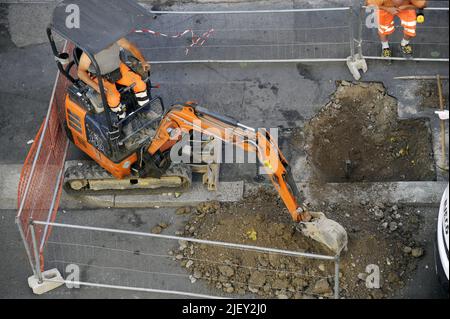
<box><xmin>435</xmin><ymin>184</ymin><xmax>449</xmax><ymax>291</ymax></box>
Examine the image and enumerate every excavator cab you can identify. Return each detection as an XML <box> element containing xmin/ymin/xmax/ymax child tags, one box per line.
<box><xmin>47</xmin><ymin>0</ymin><xmax>172</xmax><ymax>181</ymax></box>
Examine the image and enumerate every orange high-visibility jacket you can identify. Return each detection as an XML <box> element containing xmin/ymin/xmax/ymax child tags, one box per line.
<box><xmin>366</xmin><ymin>0</ymin><xmax>427</xmax><ymax>8</ymax></box>
<box><xmin>367</xmin><ymin>0</ymin><xmax>427</xmax><ymax>37</ymax></box>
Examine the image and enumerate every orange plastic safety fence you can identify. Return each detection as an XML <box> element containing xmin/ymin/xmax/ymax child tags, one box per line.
<box><xmin>17</xmin><ymin>42</ymin><xmax>74</xmax><ymax>271</ymax></box>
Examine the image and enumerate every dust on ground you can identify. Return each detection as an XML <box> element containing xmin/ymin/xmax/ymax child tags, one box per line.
<box><xmin>170</xmin><ymin>189</ymin><xmax>425</xmax><ymax>299</ymax></box>
<box><xmin>304</xmin><ymin>81</ymin><xmax>436</xmax><ymax>182</ymax></box>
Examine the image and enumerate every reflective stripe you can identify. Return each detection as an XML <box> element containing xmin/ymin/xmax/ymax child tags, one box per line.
<box><xmin>379</xmin><ymin>26</ymin><xmax>395</xmax><ymax>33</ymax></box>
<box><xmin>404</xmin><ymin>27</ymin><xmax>416</xmax><ymax>34</ymax></box>
<box><xmin>401</xmin><ymin>20</ymin><xmax>417</xmax><ymax>27</ymax></box>
<box><xmin>135</xmin><ymin>90</ymin><xmax>149</xmax><ymax>106</ymax></box>
<box><xmin>138</xmin><ymin>99</ymin><xmax>150</xmax><ymax>106</ymax></box>
<box><xmin>110</xmin><ymin>105</ymin><xmax>121</xmax><ymax>112</ymax></box>
<box><xmin>135</xmin><ymin>91</ymin><xmax>148</xmax><ymax>98</ymax></box>
<box><xmin>379</xmin><ymin>24</ymin><xmax>395</xmax><ymax>31</ymax></box>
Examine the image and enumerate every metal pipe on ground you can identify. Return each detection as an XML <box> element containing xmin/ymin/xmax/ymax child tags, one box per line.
<box><xmin>437</xmin><ymin>74</ymin><xmax>449</xmax><ymax>171</ymax></box>
<box><xmin>394</xmin><ymin>75</ymin><xmax>449</xmax><ymax>80</ymax></box>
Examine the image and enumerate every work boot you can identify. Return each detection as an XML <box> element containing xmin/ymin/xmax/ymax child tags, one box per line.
<box><xmin>401</xmin><ymin>44</ymin><xmax>413</xmax><ymax>58</ymax></box>
<box><xmin>111</xmin><ymin>103</ymin><xmax>127</xmax><ymax>120</ymax></box>
<box><xmin>381</xmin><ymin>47</ymin><xmax>392</xmax><ymax>58</ymax></box>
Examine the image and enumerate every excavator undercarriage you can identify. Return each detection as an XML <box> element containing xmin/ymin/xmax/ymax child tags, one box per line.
<box><xmin>64</xmin><ymin>161</ymin><xmax>192</xmax><ymax>194</ymax></box>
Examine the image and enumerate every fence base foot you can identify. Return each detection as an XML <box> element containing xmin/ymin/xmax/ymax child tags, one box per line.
<box><xmin>346</xmin><ymin>55</ymin><xmax>367</xmax><ymax>80</ymax></box>
<box><xmin>28</xmin><ymin>268</ymin><xmax>64</xmax><ymax>295</ymax></box>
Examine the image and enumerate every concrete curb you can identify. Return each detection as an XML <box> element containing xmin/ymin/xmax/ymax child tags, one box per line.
<box><xmin>1</xmin><ymin>164</ymin><xmax>244</xmax><ymax>210</ymax></box>
<box><xmin>62</xmin><ymin>181</ymin><xmax>245</xmax><ymax>209</ymax></box>
<box><xmin>297</xmin><ymin>181</ymin><xmax>449</xmax><ymax>206</ymax></box>
<box><xmin>60</xmin><ymin>180</ymin><xmax>449</xmax><ymax>209</ymax></box>
<box><xmin>1</xmin><ymin>164</ymin><xmax>447</xmax><ymax>210</ymax></box>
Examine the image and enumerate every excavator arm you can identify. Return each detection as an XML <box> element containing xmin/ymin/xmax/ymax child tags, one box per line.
<box><xmin>148</xmin><ymin>103</ymin><xmax>348</xmax><ymax>254</ymax></box>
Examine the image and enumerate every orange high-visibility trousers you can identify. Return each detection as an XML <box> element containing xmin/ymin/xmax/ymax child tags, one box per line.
<box><xmin>378</xmin><ymin>9</ymin><xmax>417</xmax><ymax>37</ymax></box>
<box><xmin>93</xmin><ymin>62</ymin><xmax>147</xmax><ymax>109</ymax></box>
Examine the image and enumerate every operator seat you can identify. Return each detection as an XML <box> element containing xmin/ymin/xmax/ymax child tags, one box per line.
<box><xmin>72</xmin><ymin>47</ymin><xmax>104</xmax><ymax>114</ymax></box>
<box><xmin>73</xmin><ymin>47</ymin><xmax>83</xmax><ymax>66</ymax></box>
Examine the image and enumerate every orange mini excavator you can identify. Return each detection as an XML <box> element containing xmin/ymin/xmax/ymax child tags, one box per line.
<box><xmin>47</xmin><ymin>0</ymin><xmax>347</xmax><ymax>254</ymax></box>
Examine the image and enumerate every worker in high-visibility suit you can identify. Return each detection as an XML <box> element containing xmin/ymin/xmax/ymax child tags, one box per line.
<box><xmin>78</xmin><ymin>37</ymin><xmax>151</xmax><ymax>119</ymax></box>
<box><xmin>366</xmin><ymin>0</ymin><xmax>427</xmax><ymax>57</ymax></box>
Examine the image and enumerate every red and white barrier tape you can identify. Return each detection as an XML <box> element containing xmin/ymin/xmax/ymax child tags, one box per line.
<box><xmin>134</xmin><ymin>28</ymin><xmax>215</xmax><ymax>55</ymax></box>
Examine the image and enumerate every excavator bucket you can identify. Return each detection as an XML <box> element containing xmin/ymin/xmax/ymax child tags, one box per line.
<box><xmin>297</xmin><ymin>212</ymin><xmax>348</xmax><ymax>255</ymax></box>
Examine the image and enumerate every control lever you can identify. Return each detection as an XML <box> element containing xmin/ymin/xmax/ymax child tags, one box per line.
<box><xmin>119</xmin><ymin>83</ymin><xmax>136</xmax><ymax>94</ymax></box>
<box><xmin>144</xmin><ymin>71</ymin><xmax>160</xmax><ymax>89</ymax></box>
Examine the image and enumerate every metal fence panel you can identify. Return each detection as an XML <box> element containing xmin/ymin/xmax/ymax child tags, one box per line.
<box><xmin>35</xmin><ymin>221</ymin><xmax>340</xmax><ymax>299</ymax></box>
<box><xmin>16</xmin><ymin>42</ymin><xmax>72</xmax><ymax>274</ymax></box>
<box><xmin>128</xmin><ymin>8</ymin><xmax>353</xmax><ymax>63</ymax></box>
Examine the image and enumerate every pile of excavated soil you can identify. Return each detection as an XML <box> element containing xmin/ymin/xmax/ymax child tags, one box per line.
<box><xmin>304</xmin><ymin>81</ymin><xmax>436</xmax><ymax>182</ymax></box>
<box><xmin>172</xmin><ymin>189</ymin><xmax>425</xmax><ymax>299</ymax></box>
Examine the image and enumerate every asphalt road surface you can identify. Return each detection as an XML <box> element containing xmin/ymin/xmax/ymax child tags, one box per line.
<box><xmin>0</xmin><ymin>0</ymin><xmax>448</xmax><ymax>299</ymax></box>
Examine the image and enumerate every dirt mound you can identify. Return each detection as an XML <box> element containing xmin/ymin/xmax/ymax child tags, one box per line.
<box><xmin>304</xmin><ymin>81</ymin><xmax>436</xmax><ymax>182</ymax></box>
<box><xmin>173</xmin><ymin>189</ymin><xmax>424</xmax><ymax>299</ymax></box>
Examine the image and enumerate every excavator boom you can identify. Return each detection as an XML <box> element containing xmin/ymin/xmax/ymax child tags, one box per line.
<box><xmin>149</xmin><ymin>103</ymin><xmax>348</xmax><ymax>254</ymax></box>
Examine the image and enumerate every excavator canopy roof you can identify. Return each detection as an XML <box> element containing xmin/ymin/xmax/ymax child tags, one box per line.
<box><xmin>51</xmin><ymin>0</ymin><xmax>152</xmax><ymax>54</ymax></box>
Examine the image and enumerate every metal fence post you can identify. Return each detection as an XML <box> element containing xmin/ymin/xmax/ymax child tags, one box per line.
<box><xmin>40</xmin><ymin>161</ymin><xmax>68</xmax><ymax>252</ymax></box>
<box><xmin>30</xmin><ymin>221</ymin><xmax>43</xmax><ymax>283</ymax></box>
<box><xmin>349</xmin><ymin>7</ymin><xmax>356</xmax><ymax>61</ymax></box>
<box><xmin>356</xmin><ymin>0</ymin><xmax>364</xmax><ymax>58</ymax></box>
<box><xmin>334</xmin><ymin>256</ymin><xmax>340</xmax><ymax>299</ymax></box>
<box><xmin>15</xmin><ymin>217</ymin><xmax>37</xmax><ymax>277</ymax></box>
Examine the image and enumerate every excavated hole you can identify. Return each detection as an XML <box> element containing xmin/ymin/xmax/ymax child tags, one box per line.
<box><xmin>303</xmin><ymin>81</ymin><xmax>436</xmax><ymax>183</ymax></box>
